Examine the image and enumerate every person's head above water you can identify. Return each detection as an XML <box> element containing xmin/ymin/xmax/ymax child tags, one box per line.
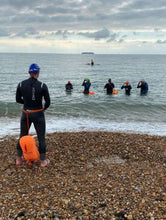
<box><xmin>68</xmin><ymin>81</ymin><xmax>71</xmax><ymax>84</ymax></box>
<box><xmin>29</xmin><ymin>63</ymin><xmax>40</xmax><ymax>74</ymax></box>
<box><xmin>108</xmin><ymin>79</ymin><xmax>111</xmax><ymax>83</ymax></box>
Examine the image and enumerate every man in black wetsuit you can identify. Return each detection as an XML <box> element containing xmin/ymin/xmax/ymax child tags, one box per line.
<box><xmin>104</xmin><ymin>79</ymin><xmax>115</xmax><ymax>94</ymax></box>
<box><xmin>121</xmin><ymin>81</ymin><xmax>132</xmax><ymax>95</ymax></box>
<box><xmin>16</xmin><ymin>63</ymin><xmax>51</xmax><ymax>168</ymax></box>
<box><xmin>65</xmin><ymin>81</ymin><xmax>73</xmax><ymax>92</ymax></box>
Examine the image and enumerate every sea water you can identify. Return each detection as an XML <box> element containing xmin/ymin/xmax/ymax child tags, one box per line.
<box><xmin>0</xmin><ymin>53</ymin><xmax>166</xmax><ymax>137</ymax></box>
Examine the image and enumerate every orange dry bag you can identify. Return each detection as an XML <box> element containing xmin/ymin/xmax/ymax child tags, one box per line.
<box><xmin>19</xmin><ymin>109</ymin><xmax>43</xmax><ymax>165</ymax></box>
<box><xmin>20</xmin><ymin>135</ymin><xmax>40</xmax><ymax>165</ymax></box>
<box><xmin>89</xmin><ymin>92</ymin><xmax>95</xmax><ymax>95</ymax></box>
<box><xmin>112</xmin><ymin>89</ymin><xmax>118</xmax><ymax>94</ymax></box>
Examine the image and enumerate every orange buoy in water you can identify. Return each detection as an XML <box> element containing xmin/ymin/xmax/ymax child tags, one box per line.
<box><xmin>89</xmin><ymin>92</ymin><xmax>95</xmax><ymax>95</ymax></box>
<box><xmin>20</xmin><ymin>135</ymin><xmax>40</xmax><ymax>165</ymax></box>
<box><xmin>112</xmin><ymin>90</ymin><xmax>118</xmax><ymax>94</ymax></box>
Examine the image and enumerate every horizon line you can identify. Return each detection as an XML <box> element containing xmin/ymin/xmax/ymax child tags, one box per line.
<box><xmin>0</xmin><ymin>52</ymin><xmax>166</xmax><ymax>55</ymax></box>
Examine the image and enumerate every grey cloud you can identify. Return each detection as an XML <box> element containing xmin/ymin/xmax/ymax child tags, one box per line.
<box><xmin>121</xmin><ymin>35</ymin><xmax>127</xmax><ymax>38</ymax></box>
<box><xmin>77</xmin><ymin>28</ymin><xmax>124</xmax><ymax>43</ymax></box>
<box><xmin>118</xmin><ymin>0</ymin><xmax>166</xmax><ymax>12</ymax></box>
<box><xmin>118</xmin><ymin>39</ymin><xmax>124</xmax><ymax>43</ymax></box>
<box><xmin>11</xmin><ymin>14</ymin><xmax>49</xmax><ymax>24</ymax></box>
<box><xmin>24</xmin><ymin>27</ymin><xmax>38</xmax><ymax>35</ymax></box>
<box><xmin>12</xmin><ymin>27</ymin><xmax>39</xmax><ymax>38</ymax></box>
<box><xmin>55</xmin><ymin>30</ymin><xmax>72</xmax><ymax>39</ymax></box>
<box><xmin>0</xmin><ymin>0</ymin><xmax>39</xmax><ymax>11</ymax></box>
<box><xmin>154</xmin><ymin>28</ymin><xmax>160</xmax><ymax>32</ymax></box>
<box><xmin>36</xmin><ymin>5</ymin><xmax>80</xmax><ymax>15</ymax></box>
<box><xmin>0</xmin><ymin>0</ymin><xmax>166</xmax><ymax>37</ymax></box>
<box><xmin>0</xmin><ymin>29</ymin><xmax>11</xmax><ymax>37</ymax></box>
<box><xmin>78</xmin><ymin>28</ymin><xmax>110</xmax><ymax>40</ymax></box>
<box><xmin>50</xmin><ymin>15</ymin><xmax>77</xmax><ymax>23</ymax></box>
<box><xmin>156</xmin><ymin>40</ymin><xmax>166</xmax><ymax>44</ymax></box>
<box><xmin>107</xmin><ymin>33</ymin><xmax>119</xmax><ymax>42</ymax></box>
<box><xmin>0</xmin><ymin>0</ymin><xmax>54</xmax><ymax>9</ymax></box>
<box><xmin>107</xmin><ymin>33</ymin><xmax>127</xmax><ymax>43</ymax></box>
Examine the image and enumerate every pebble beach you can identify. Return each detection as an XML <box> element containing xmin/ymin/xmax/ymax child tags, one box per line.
<box><xmin>0</xmin><ymin>131</ymin><xmax>166</xmax><ymax>220</ymax></box>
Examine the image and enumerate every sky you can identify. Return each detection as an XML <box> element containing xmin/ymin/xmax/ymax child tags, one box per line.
<box><xmin>0</xmin><ymin>0</ymin><xmax>166</xmax><ymax>54</ymax></box>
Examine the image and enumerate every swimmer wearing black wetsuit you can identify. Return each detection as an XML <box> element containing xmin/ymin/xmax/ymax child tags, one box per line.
<box><xmin>121</xmin><ymin>81</ymin><xmax>132</xmax><ymax>95</ymax></box>
<box><xmin>104</xmin><ymin>79</ymin><xmax>115</xmax><ymax>94</ymax></box>
<box><xmin>65</xmin><ymin>81</ymin><xmax>73</xmax><ymax>91</ymax></box>
<box><xmin>16</xmin><ymin>63</ymin><xmax>50</xmax><ymax>167</ymax></box>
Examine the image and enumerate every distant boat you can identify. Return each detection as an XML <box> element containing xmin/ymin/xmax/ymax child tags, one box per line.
<box><xmin>82</xmin><ymin>52</ymin><xmax>94</xmax><ymax>54</ymax></box>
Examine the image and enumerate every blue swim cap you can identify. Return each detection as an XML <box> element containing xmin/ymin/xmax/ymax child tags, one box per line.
<box><xmin>29</xmin><ymin>63</ymin><xmax>40</xmax><ymax>74</ymax></box>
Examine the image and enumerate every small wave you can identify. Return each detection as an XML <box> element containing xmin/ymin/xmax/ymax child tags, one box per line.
<box><xmin>1</xmin><ymin>115</ymin><xmax>166</xmax><ymax>138</ymax></box>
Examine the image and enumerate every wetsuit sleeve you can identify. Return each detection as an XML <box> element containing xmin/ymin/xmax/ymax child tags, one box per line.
<box><xmin>16</xmin><ymin>83</ymin><xmax>24</xmax><ymax>104</ymax></box>
<box><xmin>42</xmin><ymin>83</ymin><xmax>50</xmax><ymax>110</ymax></box>
<box><xmin>137</xmin><ymin>83</ymin><xmax>141</xmax><ymax>88</ymax></box>
<box><xmin>121</xmin><ymin>85</ymin><xmax>124</xmax><ymax>89</ymax></box>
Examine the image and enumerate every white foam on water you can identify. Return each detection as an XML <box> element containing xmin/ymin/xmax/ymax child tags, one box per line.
<box><xmin>46</xmin><ymin>117</ymin><xmax>166</xmax><ymax>136</ymax></box>
<box><xmin>0</xmin><ymin>117</ymin><xmax>20</xmax><ymax>137</ymax></box>
<box><xmin>1</xmin><ymin>116</ymin><xmax>166</xmax><ymax>138</ymax></box>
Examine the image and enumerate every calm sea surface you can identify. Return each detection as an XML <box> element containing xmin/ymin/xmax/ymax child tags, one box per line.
<box><xmin>0</xmin><ymin>53</ymin><xmax>166</xmax><ymax>137</ymax></box>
